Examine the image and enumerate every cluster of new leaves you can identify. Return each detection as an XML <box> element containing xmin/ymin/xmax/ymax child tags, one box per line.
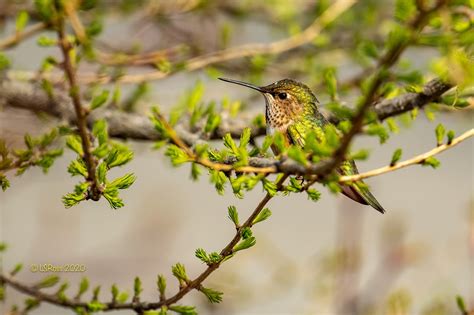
<box><xmin>0</xmin><ymin>129</ymin><xmax>63</xmax><ymax>191</ymax></box>
<box><xmin>63</xmin><ymin>119</ymin><xmax>135</xmax><ymax>209</ymax></box>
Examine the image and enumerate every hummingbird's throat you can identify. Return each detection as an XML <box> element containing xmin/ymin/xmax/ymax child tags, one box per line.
<box><xmin>264</xmin><ymin>94</ymin><xmax>293</xmax><ymax>132</ymax></box>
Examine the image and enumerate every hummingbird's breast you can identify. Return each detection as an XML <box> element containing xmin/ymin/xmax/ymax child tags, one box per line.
<box><xmin>264</xmin><ymin>97</ymin><xmax>292</xmax><ymax>135</ymax></box>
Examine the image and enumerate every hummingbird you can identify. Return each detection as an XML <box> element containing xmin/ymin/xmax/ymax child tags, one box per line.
<box><xmin>219</xmin><ymin>77</ymin><xmax>385</xmax><ymax>214</ymax></box>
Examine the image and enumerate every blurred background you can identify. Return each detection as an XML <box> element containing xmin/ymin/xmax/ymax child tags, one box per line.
<box><xmin>1</xmin><ymin>0</ymin><xmax>473</xmax><ymax>314</ymax></box>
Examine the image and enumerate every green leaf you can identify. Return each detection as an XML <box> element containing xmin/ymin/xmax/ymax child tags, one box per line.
<box><xmin>15</xmin><ymin>11</ymin><xmax>29</xmax><ymax>33</ymax></box>
<box><xmin>68</xmin><ymin>158</ymin><xmax>88</xmax><ymax>177</ymax></box>
<box><xmin>171</xmin><ymin>263</ymin><xmax>188</xmax><ymax>282</ymax></box>
<box><xmin>390</xmin><ymin>148</ymin><xmax>403</xmax><ymax>166</ymax></box>
<box><xmin>111</xmin><ymin>284</ymin><xmax>119</xmax><ymax>301</ymax></box>
<box><xmin>37</xmin><ymin>35</ymin><xmax>57</xmax><ymax>46</ymax></box>
<box><xmin>394</xmin><ymin>0</ymin><xmax>416</xmax><ymax>22</ymax></box>
<box><xmin>210</xmin><ymin>170</ymin><xmax>227</xmax><ymax>195</ymax></box>
<box><xmin>233</xmin><ymin>236</ymin><xmax>256</xmax><ymax>253</ymax></box>
<box><xmin>157</xmin><ymin>275</ymin><xmax>166</xmax><ymax>297</ymax></box>
<box><xmin>97</xmin><ymin>162</ymin><xmax>107</xmax><ymax>184</ymax></box>
<box><xmin>105</xmin><ymin>147</ymin><xmax>134</xmax><ymax>168</ymax></box>
<box><xmin>287</xmin><ymin>146</ymin><xmax>307</xmax><ymax>165</ymax></box>
<box><xmin>323</xmin><ymin>67</ymin><xmax>338</xmax><ymax>99</ymax></box>
<box><xmin>1</xmin><ymin>175</ymin><xmax>10</xmax><ymax>191</ymax></box>
<box><xmin>366</xmin><ymin>124</ymin><xmax>389</xmax><ymax>144</ymax></box>
<box><xmin>241</xmin><ymin>227</ymin><xmax>252</xmax><ymax>239</ymax></box>
<box><xmin>25</xmin><ymin>298</ymin><xmax>40</xmax><ymax>311</ymax></box>
<box><xmin>239</xmin><ymin>128</ymin><xmax>252</xmax><ymax>149</ymax></box>
<box><xmin>92</xmin><ymin>120</ymin><xmax>109</xmax><ymax>146</ymax></box>
<box><xmin>66</xmin><ymin>135</ymin><xmax>84</xmax><ymax>156</ymax></box>
<box><xmin>0</xmin><ymin>53</ymin><xmax>10</xmax><ymax>70</ymax></box>
<box><xmin>223</xmin><ymin>133</ymin><xmax>239</xmax><ymax>155</ymax></box>
<box><xmin>165</xmin><ymin>145</ymin><xmax>188</xmax><ymax>166</ymax></box>
<box><xmin>76</xmin><ymin>278</ymin><xmax>89</xmax><ymax>300</ymax></box>
<box><xmin>195</xmin><ymin>248</ymin><xmax>210</xmax><ymax>264</ymax></box>
<box><xmin>261</xmin><ymin>178</ymin><xmax>277</xmax><ymax>196</ymax></box>
<box><xmin>350</xmin><ymin>149</ymin><xmax>369</xmax><ymax>161</ymax></box>
<box><xmin>204</xmin><ymin>111</ymin><xmax>221</xmax><ymax>133</ymax></box>
<box><xmin>421</xmin><ymin>157</ymin><xmax>440</xmax><ymax>169</ymax></box>
<box><xmin>199</xmin><ymin>286</ymin><xmax>223</xmax><ymax>304</ymax></box>
<box><xmin>252</xmin><ymin>208</ymin><xmax>271</xmax><ymax>225</ymax></box>
<box><xmin>456</xmin><ymin>295</ymin><xmax>467</xmax><ymax>313</ymax></box>
<box><xmin>92</xmin><ymin>285</ymin><xmax>101</xmax><ymax>301</ymax></box>
<box><xmin>190</xmin><ymin>163</ymin><xmax>201</xmax><ymax>181</ymax></box>
<box><xmin>109</xmin><ymin>173</ymin><xmax>136</xmax><ymax>190</ymax></box>
<box><xmin>447</xmin><ymin>130</ymin><xmax>455</xmax><ymax>144</ymax></box>
<box><xmin>227</xmin><ymin>205</ymin><xmax>239</xmax><ymax>226</ymax></box>
<box><xmin>386</xmin><ymin>118</ymin><xmax>399</xmax><ymax>133</ymax></box>
<box><xmin>10</xmin><ymin>263</ymin><xmax>23</xmax><ymax>276</ymax></box>
<box><xmin>169</xmin><ymin>305</ymin><xmax>197</xmax><ymax>315</ymax></box>
<box><xmin>435</xmin><ymin>123</ymin><xmax>445</xmax><ymax>146</ymax></box>
<box><xmin>306</xmin><ymin>188</ymin><xmax>321</xmax><ymax>201</ymax></box>
<box><xmin>103</xmin><ymin>186</ymin><xmax>124</xmax><ymax>209</ymax></box>
<box><xmin>87</xmin><ymin>301</ymin><xmax>106</xmax><ymax>312</ymax></box>
<box><xmin>35</xmin><ymin>275</ymin><xmax>60</xmax><ymax>289</ymax></box>
<box><xmin>134</xmin><ymin>277</ymin><xmax>142</xmax><ymax>298</ymax></box>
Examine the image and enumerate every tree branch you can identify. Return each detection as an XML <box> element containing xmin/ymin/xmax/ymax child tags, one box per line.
<box><xmin>56</xmin><ymin>11</ymin><xmax>101</xmax><ymax>200</ymax></box>
<box><xmin>0</xmin><ymin>22</ymin><xmax>46</xmax><ymax>50</ymax></box>
<box><xmin>0</xmin><ymin>175</ymin><xmax>289</xmax><ymax>312</ymax></box>
<box><xmin>0</xmin><ymin>77</ymin><xmax>453</xmax><ymax>143</ymax></box>
<box><xmin>339</xmin><ymin>128</ymin><xmax>474</xmax><ymax>182</ymax></box>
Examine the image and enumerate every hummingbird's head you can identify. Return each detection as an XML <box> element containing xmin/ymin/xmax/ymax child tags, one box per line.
<box><xmin>219</xmin><ymin>77</ymin><xmax>319</xmax><ymax>129</ymax></box>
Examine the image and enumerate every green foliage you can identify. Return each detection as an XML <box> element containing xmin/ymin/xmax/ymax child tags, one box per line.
<box><xmin>390</xmin><ymin>148</ymin><xmax>403</xmax><ymax>166</ymax></box>
<box><xmin>323</xmin><ymin>67</ymin><xmax>338</xmax><ymax>100</ymax></box>
<box><xmin>435</xmin><ymin>124</ymin><xmax>445</xmax><ymax>146</ymax></box>
<box><xmin>64</xmin><ymin>120</ymin><xmax>135</xmax><ymax>209</ymax></box>
<box><xmin>456</xmin><ymin>295</ymin><xmax>467</xmax><ymax>313</ymax></box>
<box><xmin>35</xmin><ymin>275</ymin><xmax>60</xmax><ymax>289</ymax></box>
<box><xmin>75</xmin><ymin>278</ymin><xmax>88</xmax><ymax>300</ymax></box>
<box><xmin>447</xmin><ymin>130</ymin><xmax>455</xmax><ymax>144</ymax></box>
<box><xmin>90</xmin><ymin>90</ymin><xmax>110</xmax><ymax>110</ymax></box>
<box><xmin>367</xmin><ymin>123</ymin><xmax>390</xmax><ymax>143</ymax></box>
<box><xmin>157</xmin><ymin>275</ymin><xmax>167</xmax><ymax>297</ymax></box>
<box><xmin>199</xmin><ymin>286</ymin><xmax>223</xmax><ymax>304</ymax></box>
<box><xmin>306</xmin><ymin>188</ymin><xmax>321</xmax><ymax>202</ymax></box>
<box><xmin>10</xmin><ymin>263</ymin><xmax>23</xmax><ymax>276</ymax></box>
<box><xmin>1</xmin><ymin>129</ymin><xmax>63</xmax><ymax>191</ymax></box>
<box><xmin>227</xmin><ymin>205</ymin><xmax>239</xmax><ymax>226</ymax></box>
<box><xmin>0</xmin><ymin>53</ymin><xmax>10</xmax><ymax>70</ymax></box>
<box><xmin>252</xmin><ymin>208</ymin><xmax>272</xmax><ymax>225</ymax></box>
<box><xmin>210</xmin><ymin>170</ymin><xmax>227</xmax><ymax>195</ymax></box>
<box><xmin>233</xmin><ymin>236</ymin><xmax>256</xmax><ymax>253</ymax></box>
<box><xmin>421</xmin><ymin>157</ymin><xmax>441</xmax><ymax>169</ymax></box>
<box><xmin>169</xmin><ymin>305</ymin><xmax>197</xmax><ymax>315</ymax></box>
<box><xmin>134</xmin><ymin>277</ymin><xmax>143</xmax><ymax>299</ymax></box>
<box><xmin>15</xmin><ymin>11</ymin><xmax>29</xmax><ymax>33</ymax></box>
<box><xmin>171</xmin><ymin>263</ymin><xmax>188</xmax><ymax>282</ymax></box>
<box><xmin>288</xmin><ymin>146</ymin><xmax>307</xmax><ymax>165</ymax></box>
<box><xmin>165</xmin><ymin>145</ymin><xmax>188</xmax><ymax>166</ymax></box>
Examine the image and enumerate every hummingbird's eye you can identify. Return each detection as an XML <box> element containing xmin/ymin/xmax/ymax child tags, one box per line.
<box><xmin>277</xmin><ymin>92</ymin><xmax>287</xmax><ymax>100</ymax></box>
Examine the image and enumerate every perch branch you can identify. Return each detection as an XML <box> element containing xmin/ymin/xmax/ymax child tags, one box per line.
<box><xmin>339</xmin><ymin>128</ymin><xmax>474</xmax><ymax>182</ymax></box>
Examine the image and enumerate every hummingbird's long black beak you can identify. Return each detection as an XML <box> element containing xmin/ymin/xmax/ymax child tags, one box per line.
<box><xmin>218</xmin><ymin>77</ymin><xmax>265</xmax><ymax>93</ymax></box>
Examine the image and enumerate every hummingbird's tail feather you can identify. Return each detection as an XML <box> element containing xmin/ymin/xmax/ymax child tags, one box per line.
<box><xmin>340</xmin><ymin>182</ymin><xmax>386</xmax><ymax>214</ymax></box>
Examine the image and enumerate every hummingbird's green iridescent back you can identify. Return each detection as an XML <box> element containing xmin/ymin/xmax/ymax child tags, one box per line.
<box><xmin>219</xmin><ymin>77</ymin><xmax>386</xmax><ymax>213</ymax></box>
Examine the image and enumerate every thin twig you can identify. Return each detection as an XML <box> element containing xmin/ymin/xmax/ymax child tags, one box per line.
<box><xmin>56</xmin><ymin>13</ymin><xmax>101</xmax><ymax>200</ymax></box>
<box><xmin>0</xmin><ymin>22</ymin><xmax>46</xmax><ymax>50</ymax></box>
<box><xmin>339</xmin><ymin>128</ymin><xmax>474</xmax><ymax>182</ymax></box>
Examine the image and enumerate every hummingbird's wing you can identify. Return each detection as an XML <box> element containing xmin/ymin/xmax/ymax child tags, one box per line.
<box><xmin>286</xmin><ymin>119</ymin><xmax>385</xmax><ymax>214</ymax></box>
